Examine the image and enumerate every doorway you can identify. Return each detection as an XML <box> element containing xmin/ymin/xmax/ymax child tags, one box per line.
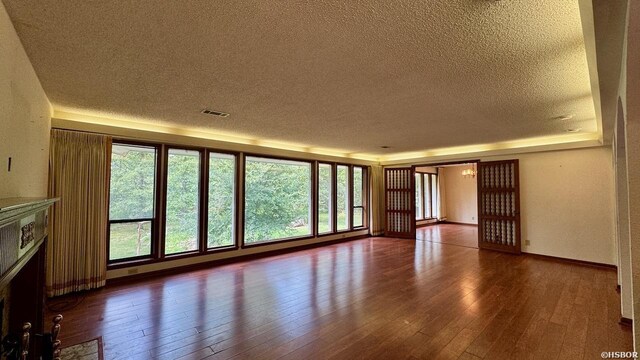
<box><xmin>414</xmin><ymin>163</ymin><xmax>479</xmax><ymax>249</ymax></box>
<box><xmin>384</xmin><ymin>159</ymin><xmax>521</xmax><ymax>253</ymax></box>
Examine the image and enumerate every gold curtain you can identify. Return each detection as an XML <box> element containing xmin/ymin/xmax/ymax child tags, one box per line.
<box><xmin>437</xmin><ymin>167</ymin><xmax>447</xmax><ymax>220</ymax></box>
<box><xmin>369</xmin><ymin>164</ymin><xmax>385</xmax><ymax>236</ymax></box>
<box><xmin>47</xmin><ymin>129</ymin><xmax>112</xmax><ymax>297</ymax></box>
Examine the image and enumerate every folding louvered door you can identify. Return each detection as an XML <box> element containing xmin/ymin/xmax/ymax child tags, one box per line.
<box><xmin>384</xmin><ymin>167</ymin><xmax>415</xmax><ymax>239</ymax></box>
<box><xmin>477</xmin><ymin>160</ymin><xmax>521</xmax><ymax>254</ymax></box>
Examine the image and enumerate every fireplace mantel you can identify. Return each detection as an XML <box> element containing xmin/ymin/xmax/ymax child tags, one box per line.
<box><xmin>0</xmin><ymin>197</ymin><xmax>58</xmax><ymax>225</ymax></box>
<box><xmin>0</xmin><ymin>197</ymin><xmax>57</xmax><ymax>290</ymax></box>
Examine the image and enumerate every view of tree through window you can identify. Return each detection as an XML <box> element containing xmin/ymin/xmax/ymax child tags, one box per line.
<box><xmin>337</xmin><ymin>165</ymin><xmax>350</xmax><ymax>230</ymax></box>
<box><xmin>108</xmin><ymin>144</ymin><xmax>156</xmax><ymax>261</ymax></box>
<box><xmin>353</xmin><ymin>167</ymin><xmax>364</xmax><ymax>227</ymax></box>
<box><xmin>165</xmin><ymin>149</ymin><xmax>200</xmax><ymax>254</ymax></box>
<box><xmin>318</xmin><ymin>163</ymin><xmax>333</xmax><ymax>234</ymax></box>
<box><xmin>108</xmin><ymin>142</ymin><xmax>370</xmax><ymax>264</ymax></box>
<box><xmin>208</xmin><ymin>152</ymin><xmax>236</xmax><ymax>248</ymax></box>
<box><xmin>336</xmin><ymin>165</ymin><xmax>350</xmax><ymax>230</ymax></box>
<box><xmin>244</xmin><ymin>157</ymin><xmax>312</xmax><ymax>243</ymax></box>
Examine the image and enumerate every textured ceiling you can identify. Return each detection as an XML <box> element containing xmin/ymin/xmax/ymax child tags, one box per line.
<box><xmin>3</xmin><ymin>0</ymin><xmax>597</xmax><ymax>156</ymax></box>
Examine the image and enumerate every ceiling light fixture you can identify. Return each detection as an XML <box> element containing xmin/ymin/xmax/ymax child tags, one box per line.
<box><xmin>462</xmin><ymin>164</ymin><xmax>477</xmax><ymax>178</ymax></box>
<box><xmin>201</xmin><ymin>109</ymin><xmax>230</xmax><ymax>117</ymax></box>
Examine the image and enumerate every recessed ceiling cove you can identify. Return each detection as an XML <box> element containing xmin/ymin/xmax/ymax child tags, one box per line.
<box><xmin>3</xmin><ymin>0</ymin><xmax>597</xmax><ymax>155</ymax></box>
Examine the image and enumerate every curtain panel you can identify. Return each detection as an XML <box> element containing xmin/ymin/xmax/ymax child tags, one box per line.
<box><xmin>369</xmin><ymin>165</ymin><xmax>384</xmax><ymax>236</ymax></box>
<box><xmin>437</xmin><ymin>167</ymin><xmax>447</xmax><ymax>220</ymax></box>
<box><xmin>47</xmin><ymin>129</ymin><xmax>112</xmax><ymax>297</ymax></box>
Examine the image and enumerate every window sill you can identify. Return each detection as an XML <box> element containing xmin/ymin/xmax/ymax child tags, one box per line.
<box><xmin>242</xmin><ymin>234</ymin><xmax>315</xmax><ymax>248</ymax></box>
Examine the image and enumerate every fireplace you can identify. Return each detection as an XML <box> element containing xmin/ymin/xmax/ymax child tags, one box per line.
<box><xmin>0</xmin><ymin>198</ymin><xmax>56</xmax><ymax>359</ymax></box>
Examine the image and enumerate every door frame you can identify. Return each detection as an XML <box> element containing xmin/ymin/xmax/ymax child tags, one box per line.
<box><xmin>407</xmin><ymin>160</ymin><xmax>480</xmax><ymax>244</ymax></box>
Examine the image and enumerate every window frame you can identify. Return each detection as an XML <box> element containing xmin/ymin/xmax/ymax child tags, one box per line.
<box><xmin>241</xmin><ymin>154</ymin><xmax>316</xmax><ymax>248</ymax></box>
<box><xmin>107</xmin><ymin>140</ymin><xmax>370</xmax><ymax>269</ymax></box>
<box><xmin>107</xmin><ymin>141</ymin><xmax>162</xmax><ymax>265</ymax></box>
<box><xmin>415</xmin><ymin>171</ymin><xmax>438</xmax><ymax>221</ymax></box>
<box><xmin>316</xmin><ymin>162</ymin><xmax>334</xmax><ymax>236</ymax></box>
<box><xmin>160</xmin><ymin>146</ymin><xmax>204</xmax><ymax>257</ymax></box>
<box><xmin>107</xmin><ymin>141</ymin><xmax>241</xmax><ymax>269</ymax></box>
<box><xmin>415</xmin><ymin>172</ymin><xmax>423</xmax><ymax>220</ymax></box>
<box><xmin>335</xmin><ymin>163</ymin><xmax>352</xmax><ymax>233</ymax></box>
<box><xmin>205</xmin><ymin>151</ymin><xmax>240</xmax><ymax>251</ymax></box>
<box><xmin>351</xmin><ymin>166</ymin><xmax>367</xmax><ymax>229</ymax></box>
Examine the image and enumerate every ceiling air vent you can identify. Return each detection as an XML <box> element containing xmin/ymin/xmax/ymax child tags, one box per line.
<box><xmin>201</xmin><ymin>109</ymin><xmax>230</xmax><ymax>117</ymax></box>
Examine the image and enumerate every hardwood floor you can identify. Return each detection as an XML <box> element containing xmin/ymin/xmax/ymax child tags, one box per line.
<box><xmin>47</xmin><ymin>236</ymin><xmax>631</xmax><ymax>360</ymax></box>
<box><xmin>417</xmin><ymin>224</ymin><xmax>478</xmax><ymax>248</ymax></box>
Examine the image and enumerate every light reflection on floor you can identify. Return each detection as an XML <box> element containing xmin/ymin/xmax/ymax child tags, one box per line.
<box><xmin>416</xmin><ymin>223</ymin><xmax>478</xmax><ymax>249</ymax></box>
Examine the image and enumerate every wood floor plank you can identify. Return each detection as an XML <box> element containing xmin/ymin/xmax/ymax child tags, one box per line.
<box><xmin>45</xmin><ymin>225</ymin><xmax>630</xmax><ymax>360</ymax></box>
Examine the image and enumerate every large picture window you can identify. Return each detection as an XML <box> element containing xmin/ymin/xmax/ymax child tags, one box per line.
<box><xmin>107</xmin><ymin>141</ymin><xmax>369</xmax><ymax>267</ymax></box>
<box><xmin>108</xmin><ymin>144</ymin><xmax>157</xmax><ymax>261</ymax></box>
<box><xmin>165</xmin><ymin>148</ymin><xmax>201</xmax><ymax>255</ymax></box>
<box><xmin>244</xmin><ymin>156</ymin><xmax>312</xmax><ymax>244</ymax></box>
<box><xmin>208</xmin><ymin>152</ymin><xmax>236</xmax><ymax>248</ymax></box>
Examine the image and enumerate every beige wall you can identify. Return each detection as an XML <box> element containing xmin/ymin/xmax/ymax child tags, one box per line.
<box><xmin>442</xmin><ymin>166</ymin><xmax>478</xmax><ymax>225</ymax></box>
<box><xmin>0</xmin><ymin>2</ymin><xmax>51</xmax><ymax>198</ymax></box>
<box><xmin>402</xmin><ymin>146</ymin><xmax>617</xmax><ymax>265</ymax></box>
<box><xmin>483</xmin><ymin>147</ymin><xmax>616</xmax><ymax>265</ymax></box>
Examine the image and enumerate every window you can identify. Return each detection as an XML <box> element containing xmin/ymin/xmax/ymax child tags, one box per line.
<box><xmin>244</xmin><ymin>156</ymin><xmax>312</xmax><ymax>244</ymax></box>
<box><xmin>415</xmin><ymin>173</ymin><xmax>423</xmax><ymax>220</ymax></box>
<box><xmin>416</xmin><ymin>172</ymin><xmax>438</xmax><ymax>220</ymax></box>
<box><xmin>431</xmin><ymin>174</ymin><xmax>438</xmax><ymax>218</ymax></box>
<box><xmin>352</xmin><ymin>166</ymin><xmax>365</xmax><ymax>228</ymax></box>
<box><xmin>165</xmin><ymin>149</ymin><xmax>201</xmax><ymax>255</ymax></box>
<box><xmin>318</xmin><ymin>163</ymin><xmax>333</xmax><ymax>234</ymax></box>
<box><xmin>336</xmin><ymin>165</ymin><xmax>350</xmax><ymax>231</ymax></box>
<box><xmin>208</xmin><ymin>152</ymin><xmax>236</xmax><ymax>248</ymax></box>
<box><xmin>107</xmin><ymin>140</ymin><xmax>370</xmax><ymax>267</ymax></box>
<box><xmin>424</xmin><ymin>175</ymin><xmax>432</xmax><ymax>219</ymax></box>
<box><xmin>108</xmin><ymin>144</ymin><xmax>157</xmax><ymax>262</ymax></box>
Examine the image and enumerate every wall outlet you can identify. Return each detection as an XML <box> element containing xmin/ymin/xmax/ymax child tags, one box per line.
<box><xmin>128</xmin><ymin>268</ymin><xmax>139</xmax><ymax>275</ymax></box>
<box><xmin>525</xmin><ymin>240</ymin><xmax>531</xmax><ymax>246</ymax></box>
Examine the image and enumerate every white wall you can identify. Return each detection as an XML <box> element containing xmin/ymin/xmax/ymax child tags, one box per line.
<box><xmin>442</xmin><ymin>165</ymin><xmax>478</xmax><ymax>225</ymax></box>
<box><xmin>0</xmin><ymin>2</ymin><xmax>51</xmax><ymax>198</ymax></box>
<box><xmin>483</xmin><ymin>147</ymin><xmax>617</xmax><ymax>265</ymax></box>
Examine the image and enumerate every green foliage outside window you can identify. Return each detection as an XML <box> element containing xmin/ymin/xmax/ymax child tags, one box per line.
<box><xmin>244</xmin><ymin>157</ymin><xmax>311</xmax><ymax>243</ymax></box>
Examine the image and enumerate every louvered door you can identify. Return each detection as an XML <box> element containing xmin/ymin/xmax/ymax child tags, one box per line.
<box><xmin>384</xmin><ymin>167</ymin><xmax>415</xmax><ymax>239</ymax></box>
<box><xmin>477</xmin><ymin>160</ymin><xmax>521</xmax><ymax>254</ymax></box>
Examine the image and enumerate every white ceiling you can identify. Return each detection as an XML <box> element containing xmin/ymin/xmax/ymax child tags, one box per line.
<box><xmin>4</xmin><ymin>0</ymin><xmax>599</xmax><ymax>157</ymax></box>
